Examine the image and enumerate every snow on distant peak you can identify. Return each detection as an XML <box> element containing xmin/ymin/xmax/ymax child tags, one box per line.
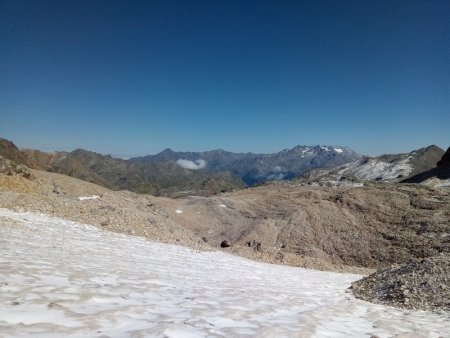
<box><xmin>334</xmin><ymin>148</ymin><xmax>343</xmax><ymax>153</ymax></box>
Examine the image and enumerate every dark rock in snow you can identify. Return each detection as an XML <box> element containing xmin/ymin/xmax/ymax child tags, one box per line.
<box><xmin>220</xmin><ymin>240</ymin><xmax>231</xmax><ymax>248</ymax></box>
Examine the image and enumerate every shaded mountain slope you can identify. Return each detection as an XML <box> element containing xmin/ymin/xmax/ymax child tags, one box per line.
<box><xmin>403</xmin><ymin>147</ymin><xmax>450</xmax><ymax>185</ymax></box>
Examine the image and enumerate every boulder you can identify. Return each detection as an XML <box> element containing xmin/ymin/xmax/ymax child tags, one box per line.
<box><xmin>220</xmin><ymin>240</ymin><xmax>231</xmax><ymax>248</ymax></box>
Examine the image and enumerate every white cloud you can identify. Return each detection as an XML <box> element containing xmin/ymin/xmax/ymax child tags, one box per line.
<box><xmin>176</xmin><ymin>159</ymin><xmax>207</xmax><ymax>170</ymax></box>
<box><xmin>267</xmin><ymin>173</ymin><xmax>285</xmax><ymax>180</ymax></box>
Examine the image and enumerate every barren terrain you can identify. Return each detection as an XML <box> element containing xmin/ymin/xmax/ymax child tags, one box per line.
<box><xmin>1</xmin><ymin>162</ymin><xmax>449</xmax><ymax>274</ymax></box>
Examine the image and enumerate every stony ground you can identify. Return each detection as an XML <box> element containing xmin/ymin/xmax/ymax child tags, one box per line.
<box><xmin>351</xmin><ymin>254</ymin><xmax>450</xmax><ymax>311</ymax></box>
<box><xmin>0</xmin><ymin>169</ymin><xmax>208</xmax><ymax>251</ymax></box>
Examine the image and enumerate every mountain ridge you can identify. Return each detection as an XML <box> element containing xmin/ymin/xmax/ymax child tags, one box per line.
<box><xmin>131</xmin><ymin>144</ymin><xmax>361</xmax><ymax>185</ymax></box>
<box><xmin>402</xmin><ymin>147</ymin><xmax>450</xmax><ymax>186</ymax></box>
<box><xmin>3</xmin><ymin>136</ymin><xmax>447</xmax><ymax>196</ymax></box>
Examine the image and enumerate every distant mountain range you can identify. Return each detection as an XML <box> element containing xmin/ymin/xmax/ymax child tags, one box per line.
<box><xmin>20</xmin><ymin>147</ymin><xmax>246</xmax><ymax>197</ymax></box>
<box><xmin>1</xmin><ymin>136</ymin><xmax>447</xmax><ymax>196</ymax></box>
<box><xmin>130</xmin><ymin>145</ymin><xmax>361</xmax><ymax>185</ymax></box>
<box><xmin>1</xmin><ymin>137</ymin><xmax>361</xmax><ymax>196</ymax></box>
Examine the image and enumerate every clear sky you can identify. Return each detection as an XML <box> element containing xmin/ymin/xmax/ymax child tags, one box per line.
<box><xmin>1</xmin><ymin>0</ymin><xmax>449</xmax><ymax>157</ymax></box>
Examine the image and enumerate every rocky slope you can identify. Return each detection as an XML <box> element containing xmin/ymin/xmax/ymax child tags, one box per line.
<box><xmin>0</xmin><ymin>156</ymin><xmax>34</xmax><ymax>179</ymax></box>
<box><xmin>130</xmin><ymin>145</ymin><xmax>361</xmax><ymax>185</ymax></box>
<box><xmin>0</xmin><ymin>138</ymin><xmax>33</xmax><ymax>167</ymax></box>
<box><xmin>301</xmin><ymin>145</ymin><xmax>445</xmax><ymax>184</ymax></box>
<box><xmin>351</xmin><ymin>254</ymin><xmax>450</xmax><ymax>311</ymax></box>
<box><xmin>166</xmin><ymin>181</ymin><xmax>449</xmax><ymax>270</ymax></box>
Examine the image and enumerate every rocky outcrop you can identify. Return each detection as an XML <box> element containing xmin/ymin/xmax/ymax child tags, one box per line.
<box><xmin>0</xmin><ymin>156</ymin><xmax>33</xmax><ymax>179</ymax></box>
<box><xmin>351</xmin><ymin>254</ymin><xmax>450</xmax><ymax>311</ymax></box>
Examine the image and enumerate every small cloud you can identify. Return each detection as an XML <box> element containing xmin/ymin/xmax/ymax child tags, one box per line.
<box><xmin>267</xmin><ymin>173</ymin><xmax>285</xmax><ymax>180</ymax></box>
<box><xmin>176</xmin><ymin>159</ymin><xmax>207</xmax><ymax>170</ymax></box>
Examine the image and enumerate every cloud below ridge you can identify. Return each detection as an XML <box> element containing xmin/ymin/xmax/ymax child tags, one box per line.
<box><xmin>176</xmin><ymin>159</ymin><xmax>207</xmax><ymax>170</ymax></box>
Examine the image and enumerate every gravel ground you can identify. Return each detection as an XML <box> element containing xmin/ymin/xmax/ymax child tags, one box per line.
<box><xmin>0</xmin><ymin>168</ymin><xmax>373</xmax><ymax>274</ymax></box>
<box><xmin>351</xmin><ymin>254</ymin><xmax>450</xmax><ymax>312</ymax></box>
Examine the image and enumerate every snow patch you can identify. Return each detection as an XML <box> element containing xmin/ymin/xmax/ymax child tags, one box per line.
<box><xmin>219</xmin><ymin>204</ymin><xmax>227</xmax><ymax>208</ymax></box>
<box><xmin>341</xmin><ymin>158</ymin><xmax>413</xmax><ymax>181</ymax></box>
<box><xmin>334</xmin><ymin>148</ymin><xmax>343</xmax><ymax>153</ymax></box>
<box><xmin>77</xmin><ymin>195</ymin><xmax>100</xmax><ymax>201</ymax></box>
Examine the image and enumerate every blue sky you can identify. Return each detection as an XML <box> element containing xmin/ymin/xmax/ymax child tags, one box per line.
<box><xmin>1</xmin><ymin>0</ymin><xmax>449</xmax><ymax>157</ymax></box>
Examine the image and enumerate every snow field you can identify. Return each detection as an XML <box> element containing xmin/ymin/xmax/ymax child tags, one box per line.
<box><xmin>0</xmin><ymin>208</ymin><xmax>449</xmax><ymax>337</ymax></box>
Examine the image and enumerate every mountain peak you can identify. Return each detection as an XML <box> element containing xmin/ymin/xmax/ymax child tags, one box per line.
<box><xmin>159</xmin><ymin>148</ymin><xmax>175</xmax><ymax>154</ymax></box>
